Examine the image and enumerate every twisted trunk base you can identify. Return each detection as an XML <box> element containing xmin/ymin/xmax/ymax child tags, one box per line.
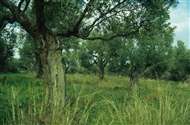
<box><xmin>35</xmin><ymin>34</ymin><xmax>66</xmax><ymax>121</ymax></box>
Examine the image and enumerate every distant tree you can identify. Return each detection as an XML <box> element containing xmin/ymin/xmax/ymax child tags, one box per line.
<box><xmin>79</xmin><ymin>46</ymin><xmax>98</xmax><ymax>75</ymax></box>
<box><xmin>116</xmin><ymin>26</ymin><xmax>175</xmax><ymax>88</ymax></box>
<box><xmin>19</xmin><ymin>33</ymin><xmax>43</xmax><ymax>78</ymax></box>
<box><xmin>0</xmin><ymin>38</ymin><xmax>13</xmax><ymax>72</ymax></box>
<box><xmin>0</xmin><ymin>27</ymin><xmax>16</xmax><ymax>72</ymax></box>
<box><xmin>169</xmin><ymin>40</ymin><xmax>190</xmax><ymax>81</ymax></box>
<box><xmin>60</xmin><ymin>37</ymin><xmax>80</xmax><ymax>87</ymax></box>
<box><xmin>19</xmin><ymin>34</ymin><xmax>35</xmax><ymax>71</ymax></box>
<box><xmin>61</xmin><ymin>37</ymin><xmax>80</xmax><ymax>74</ymax></box>
<box><xmin>62</xmin><ymin>51</ymin><xmax>78</xmax><ymax>74</ymax></box>
<box><xmin>6</xmin><ymin>58</ymin><xmax>20</xmax><ymax>73</ymax></box>
<box><xmin>79</xmin><ymin>37</ymin><xmax>120</xmax><ymax>80</ymax></box>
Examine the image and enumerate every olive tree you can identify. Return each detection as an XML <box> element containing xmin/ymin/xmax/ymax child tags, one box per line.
<box><xmin>116</xmin><ymin>26</ymin><xmax>175</xmax><ymax>88</ymax></box>
<box><xmin>169</xmin><ymin>40</ymin><xmax>190</xmax><ymax>81</ymax></box>
<box><xmin>79</xmin><ymin>37</ymin><xmax>121</xmax><ymax>80</ymax></box>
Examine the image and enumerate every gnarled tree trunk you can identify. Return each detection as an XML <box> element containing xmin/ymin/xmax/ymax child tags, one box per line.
<box><xmin>34</xmin><ymin>33</ymin><xmax>66</xmax><ymax>117</ymax></box>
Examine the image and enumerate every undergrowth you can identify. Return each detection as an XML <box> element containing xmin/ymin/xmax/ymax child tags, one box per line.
<box><xmin>0</xmin><ymin>73</ymin><xmax>190</xmax><ymax>125</ymax></box>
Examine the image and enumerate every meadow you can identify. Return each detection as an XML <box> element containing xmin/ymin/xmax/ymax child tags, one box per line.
<box><xmin>0</xmin><ymin>73</ymin><xmax>190</xmax><ymax>125</ymax></box>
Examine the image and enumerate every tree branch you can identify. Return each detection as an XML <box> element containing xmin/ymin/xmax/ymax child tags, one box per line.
<box><xmin>18</xmin><ymin>0</ymin><xmax>24</xmax><ymax>10</ymax></box>
<box><xmin>54</xmin><ymin>0</ymin><xmax>128</xmax><ymax>37</ymax></box>
<box><xmin>73</xmin><ymin>0</ymin><xmax>139</xmax><ymax>39</ymax></box>
<box><xmin>55</xmin><ymin>0</ymin><xmax>130</xmax><ymax>39</ymax></box>
<box><xmin>0</xmin><ymin>15</ymin><xmax>15</xmax><ymax>29</ymax></box>
<box><xmin>54</xmin><ymin>0</ymin><xmax>94</xmax><ymax>37</ymax></box>
<box><xmin>34</xmin><ymin>0</ymin><xmax>47</xmax><ymax>33</ymax></box>
<box><xmin>0</xmin><ymin>0</ymin><xmax>36</xmax><ymax>35</ymax></box>
<box><xmin>23</xmin><ymin>0</ymin><xmax>30</xmax><ymax>12</ymax></box>
<box><xmin>75</xmin><ymin>27</ymin><xmax>141</xmax><ymax>41</ymax></box>
<box><xmin>79</xmin><ymin>12</ymin><xmax>119</xmax><ymax>38</ymax></box>
<box><xmin>103</xmin><ymin>61</ymin><xmax>108</xmax><ymax>68</ymax></box>
<box><xmin>18</xmin><ymin>0</ymin><xmax>30</xmax><ymax>12</ymax></box>
<box><xmin>81</xmin><ymin>0</ymin><xmax>128</xmax><ymax>36</ymax></box>
<box><xmin>72</xmin><ymin>0</ymin><xmax>94</xmax><ymax>34</ymax></box>
<box><xmin>94</xmin><ymin>59</ymin><xmax>98</xmax><ymax>66</ymax></box>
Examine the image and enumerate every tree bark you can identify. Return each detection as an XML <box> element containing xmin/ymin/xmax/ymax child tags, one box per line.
<box><xmin>130</xmin><ymin>74</ymin><xmax>139</xmax><ymax>88</ymax></box>
<box><xmin>35</xmin><ymin>52</ymin><xmax>43</xmax><ymax>78</ymax></box>
<box><xmin>34</xmin><ymin>33</ymin><xmax>66</xmax><ymax>117</ymax></box>
<box><xmin>129</xmin><ymin>65</ymin><xmax>139</xmax><ymax>89</ymax></box>
<box><xmin>98</xmin><ymin>66</ymin><xmax>105</xmax><ymax>80</ymax></box>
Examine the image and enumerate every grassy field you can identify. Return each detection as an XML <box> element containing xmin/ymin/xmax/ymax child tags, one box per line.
<box><xmin>0</xmin><ymin>73</ymin><xmax>190</xmax><ymax>125</ymax></box>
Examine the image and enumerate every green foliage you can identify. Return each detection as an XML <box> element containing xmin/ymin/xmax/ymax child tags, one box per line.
<box><xmin>0</xmin><ymin>4</ymin><xmax>12</xmax><ymax>29</ymax></box>
<box><xmin>0</xmin><ymin>0</ymin><xmax>179</xmax><ymax>76</ymax></box>
<box><xmin>0</xmin><ymin>28</ymin><xmax>17</xmax><ymax>72</ymax></box>
<box><xmin>44</xmin><ymin>0</ymin><xmax>84</xmax><ymax>30</ymax></box>
<box><xmin>41</xmin><ymin>0</ymin><xmax>178</xmax><ymax>39</ymax></box>
<box><xmin>169</xmin><ymin>40</ymin><xmax>190</xmax><ymax>81</ymax></box>
<box><xmin>5</xmin><ymin>58</ymin><xmax>20</xmax><ymax>73</ymax></box>
<box><xmin>62</xmin><ymin>51</ymin><xmax>79</xmax><ymax>73</ymax></box>
<box><xmin>61</xmin><ymin>37</ymin><xmax>80</xmax><ymax>73</ymax></box>
<box><xmin>113</xmin><ymin>25</ymin><xmax>175</xmax><ymax>79</ymax></box>
<box><xmin>19</xmin><ymin>33</ymin><xmax>36</xmax><ymax>71</ymax></box>
<box><xmin>79</xmin><ymin>34</ymin><xmax>122</xmax><ymax>79</ymax></box>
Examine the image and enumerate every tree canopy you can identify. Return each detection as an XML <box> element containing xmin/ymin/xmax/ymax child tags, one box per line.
<box><xmin>0</xmin><ymin>0</ymin><xmax>178</xmax><ymax>39</ymax></box>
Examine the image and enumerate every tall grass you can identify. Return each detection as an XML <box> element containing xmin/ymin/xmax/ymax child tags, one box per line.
<box><xmin>0</xmin><ymin>73</ymin><xmax>190</xmax><ymax>124</ymax></box>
